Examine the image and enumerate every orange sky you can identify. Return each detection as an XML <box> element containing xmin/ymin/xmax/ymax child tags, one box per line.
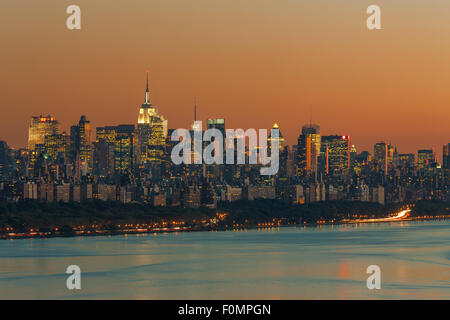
<box><xmin>0</xmin><ymin>0</ymin><xmax>449</xmax><ymax>160</ymax></box>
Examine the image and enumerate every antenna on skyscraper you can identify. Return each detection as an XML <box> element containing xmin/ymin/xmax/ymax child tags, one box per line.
<box><xmin>310</xmin><ymin>106</ymin><xmax>313</xmax><ymax>127</ymax></box>
<box><xmin>144</xmin><ymin>70</ymin><xmax>150</xmax><ymax>104</ymax></box>
<box><xmin>194</xmin><ymin>97</ymin><xmax>197</xmax><ymax>122</ymax></box>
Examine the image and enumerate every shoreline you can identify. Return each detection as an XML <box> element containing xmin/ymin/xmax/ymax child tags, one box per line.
<box><xmin>1</xmin><ymin>215</ymin><xmax>448</xmax><ymax>241</ymax></box>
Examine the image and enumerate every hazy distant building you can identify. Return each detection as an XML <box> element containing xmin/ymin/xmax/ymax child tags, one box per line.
<box><xmin>246</xmin><ymin>185</ymin><xmax>275</xmax><ymax>200</ymax></box>
<box><xmin>182</xmin><ymin>186</ymin><xmax>201</xmax><ymax>208</ymax></box>
<box><xmin>55</xmin><ymin>184</ymin><xmax>70</xmax><ymax>202</ymax></box>
<box><xmin>22</xmin><ymin>182</ymin><xmax>38</xmax><ymax>200</ymax></box>
<box><xmin>96</xmin><ymin>184</ymin><xmax>117</xmax><ymax>201</ymax></box>
<box><xmin>225</xmin><ymin>185</ymin><xmax>242</xmax><ymax>202</ymax></box>
<box><xmin>119</xmin><ymin>187</ymin><xmax>132</xmax><ymax>203</ymax></box>
<box><xmin>371</xmin><ymin>186</ymin><xmax>385</xmax><ymax>205</ymax></box>
<box><xmin>39</xmin><ymin>183</ymin><xmax>54</xmax><ymax>202</ymax></box>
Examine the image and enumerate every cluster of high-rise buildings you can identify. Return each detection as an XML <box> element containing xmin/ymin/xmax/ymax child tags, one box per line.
<box><xmin>0</xmin><ymin>75</ymin><xmax>449</xmax><ymax>207</ymax></box>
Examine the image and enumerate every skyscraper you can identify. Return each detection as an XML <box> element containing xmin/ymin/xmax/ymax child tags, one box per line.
<box><xmin>206</xmin><ymin>118</ymin><xmax>226</xmax><ymax>136</ymax></box>
<box><xmin>268</xmin><ymin>123</ymin><xmax>287</xmax><ymax>177</ymax></box>
<box><xmin>28</xmin><ymin>115</ymin><xmax>59</xmax><ymax>150</ymax></box>
<box><xmin>417</xmin><ymin>149</ymin><xmax>436</xmax><ymax>169</ymax></box>
<box><xmin>94</xmin><ymin>126</ymin><xmax>117</xmax><ymax>176</ymax></box>
<box><xmin>444</xmin><ymin>144</ymin><xmax>450</xmax><ymax>183</ymax></box>
<box><xmin>96</xmin><ymin>126</ymin><xmax>118</xmax><ymax>144</ymax></box>
<box><xmin>296</xmin><ymin>124</ymin><xmax>320</xmax><ymax>177</ymax></box>
<box><xmin>0</xmin><ymin>141</ymin><xmax>13</xmax><ymax>179</ymax></box>
<box><xmin>114</xmin><ymin>125</ymin><xmax>135</xmax><ymax>173</ymax></box>
<box><xmin>374</xmin><ymin>142</ymin><xmax>388</xmax><ymax>173</ymax></box>
<box><xmin>398</xmin><ymin>153</ymin><xmax>415</xmax><ymax>168</ymax></box>
<box><xmin>268</xmin><ymin>123</ymin><xmax>285</xmax><ymax>153</ymax></box>
<box><xmin>70</xmin><ymin>115</ymin><xmax>92</xmax><ymax>175</ymax></box>
<box><xmin>443</xmin><ymin>143</ymin><xmax>450</xmax><ymax>170</ymax></box>
<box><xmin>321</xmin><ymin>135</ymin><xmax>351</xmax><ymax>175</ymax></box>
<box><xmin>387</xmin><ymin>144</ymin><xmax>396</xmax><ymax>169</ymax></box>
<box><xmin>44</xmin><ymin>132</ymin><xmax>70</xmax><ymax>163</ymax></box>
<box><xmin>207</xmin><ymin>118</ymin><xmax>226</xmax><ymax>164</ymax></box>
<box><xmin>136</xmin><ymin>73</ymin><xmax>167</xmax><ymax>165</ymax></box>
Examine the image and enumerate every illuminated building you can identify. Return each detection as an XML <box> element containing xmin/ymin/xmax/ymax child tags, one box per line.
<box><xmin>374</xmin><ymin>142</ymin><xmax>388</xmax><ymax>173</ymax></box>
<box><xmin>321</xmin><ymin>135</ymin><xmax>351</xmax><ymax>175</ymax></box>
<box><xmin>44</xmin><ymin>133</ymin><xmax>70</xmax><ymax>163</ymax></box>
<box><xmin>296</xmin><ymin>124</ymin><xmax>320</xmax><ymax>177</ymax></box>
<box><xmin>206</xmin><ymin>118</ymin><xmax>226</xmax><ymax>176</ymax></box>
<box><xmin>136</xmin><ymin>73</ymin><xmax>168</xmax><ymax>164</ymax></box>
<box><xmin>417</xmin><ymin>149</ymin><xmax>436</xmax><ymax>169</ymax></box>
<box><xmin>268</xmin><ymin>123</ymin><xmax>288</xmax><ymax>177</ymax></box>
<box><xmin>114</xmin><ymin>125</ymin><xmax>135</xmax><ymax>173</ymax></box>
<box><xmin>0</xmin><ymin>141</ymin><xmax>13</xmax><ymax>179</ymax></box>
<box><xmin>27</xmin><ymin>115</ymin><xmax>59</xmax><ymax>150</ymax></box>
<box><xmin>182</xmin><ymin>186</ymin><xmax>201</xmax><ymax>208</ymax></box>
<box><xmin>398</xmin><ymin>153</ymin><xmax>415</xmax><ymax>168</ymax></box>
<box><xmin>387</xmin><ymin>144</ymin><xmax>396</xmax><ymax>169</ymax></box>
<box><xmin>96</xmin><ymin>126</ymin><xmax>118</xmax><ymax>143</ymax></box>
<box><xmin>444</xmin><ymin>143</ymin><xmax>450</xmax><ymax>170</ymax></box>
<box><xmin>70</xmin><ymin>115</ymin><xmax>92</xmax><ymax>175</ymax></box>
<box><xmin>189</xmin><ymin>101</ymin><xmax>203</xmax><ymax>165</ymax></box>
<box><xmin>268</xmin><ymin>123</ymin><xmax>285</xmax><ymax>153</ymax></box>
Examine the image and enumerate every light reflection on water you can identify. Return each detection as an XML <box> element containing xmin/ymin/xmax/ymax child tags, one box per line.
<box><xmin>0</xmin><ymin>220</ymin><xmax>449</xmax><ymax>299</ymax></box>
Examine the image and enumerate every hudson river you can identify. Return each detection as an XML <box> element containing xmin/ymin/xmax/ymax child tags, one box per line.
<box><xmin>0</xmin><ymin>220</ymin><xmax>449</xmax><ymax>299</ymax></box>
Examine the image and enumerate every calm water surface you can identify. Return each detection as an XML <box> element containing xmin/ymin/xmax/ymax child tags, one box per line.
<box><xmin>0</xmin><ymin>220</ymin><xmax>449</xmax><ymax>299</ymax></box>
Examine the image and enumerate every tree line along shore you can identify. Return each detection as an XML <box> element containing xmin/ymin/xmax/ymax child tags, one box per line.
<box><xmin>0</xmin><ymin>199</ymin><xmax>448</xmax><ymax>239</ymax></box>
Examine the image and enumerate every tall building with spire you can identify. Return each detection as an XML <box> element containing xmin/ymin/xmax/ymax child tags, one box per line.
<box><xmin>136</xmin><ymin>72</ymin><xmax>168</xmax><ymax>165</ymax></box>
<box><xmin>191</xmin><ymin>97</ymin><xmax>201</xmax><ymax>131</ymax></box>
<box><xmin>268</xmin><ymin>123</ymin><xmax>285</xmax><ymax>153</ymax></box>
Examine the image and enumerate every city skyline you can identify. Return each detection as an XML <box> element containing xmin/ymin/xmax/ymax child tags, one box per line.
<box><xmin>1</xmin><ymin>1</ymin><xmax>449</xmax><ymax>159</ymax></box>
<box><xmin>1</xmin><ymin>75</ymin><xmax>447</xmax><ymax>164</ymax></box>
<box><xmin>1</xmin><ymin>0</ymin><xmax>450</xmax><ymax>304</ymax></box>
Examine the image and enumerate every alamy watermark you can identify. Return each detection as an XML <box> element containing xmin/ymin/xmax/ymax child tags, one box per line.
<box><xmin>366</xmin><ymin>265</ymin><xmax>381</xmax><ymax>290</ymax></box>
<box><xmin>65</xmin><ymin>4</ymin><xmax>382</xmax><ymax>31</ymax></box>
<box><xmin>66</xmin><ymin>265</ymin><xmax>81</xmax><ymax>290</ymax></box>
<box><xmin>66</xmin><ymin>5</ymin><xmax>81</xmax><ymax>30</ymax></box>
<box><xmin>170</xmin><ymin>121</ymin><xmax>279</xmax><ymax>176</ymax></box>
